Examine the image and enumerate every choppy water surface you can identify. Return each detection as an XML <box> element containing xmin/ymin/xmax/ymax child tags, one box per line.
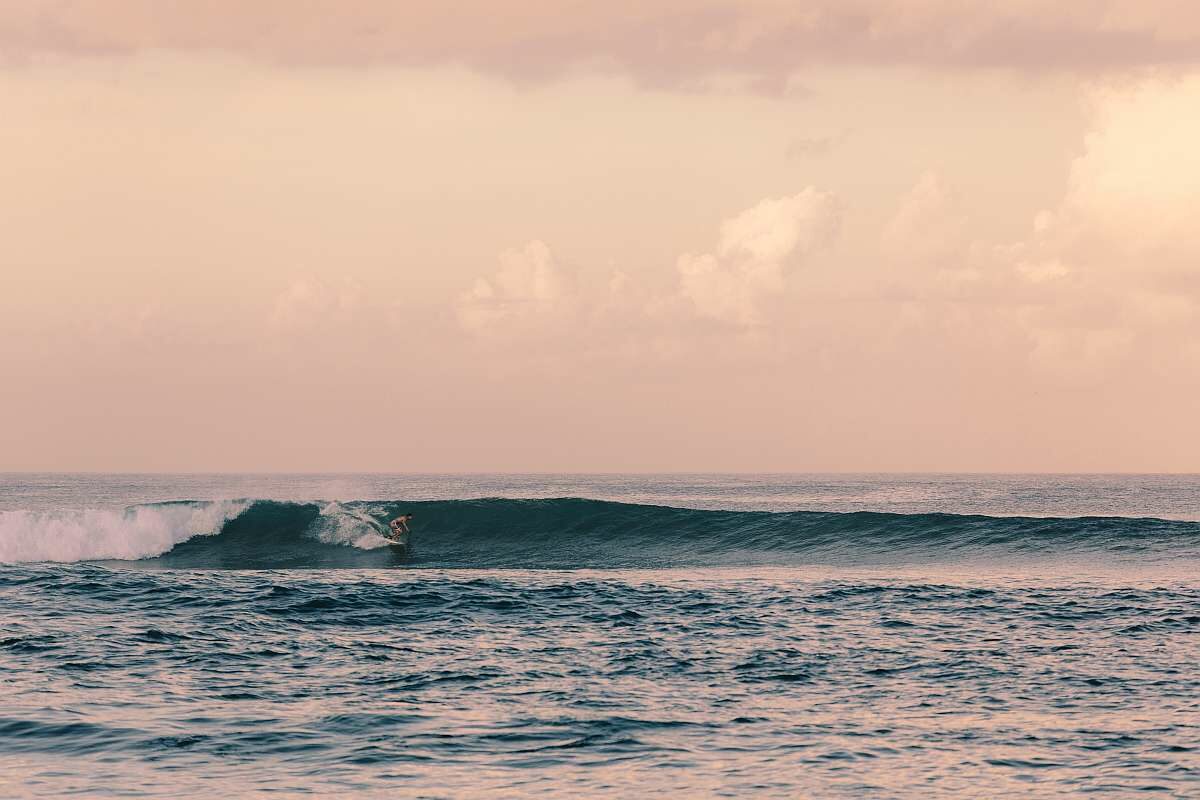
<box><xmin>2</xmin><ymin>474</ymin><xmax>1198</xmax><ymax>798</ymax></box>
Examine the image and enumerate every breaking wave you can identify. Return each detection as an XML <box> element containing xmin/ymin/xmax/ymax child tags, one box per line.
<box><xmin>2</xmin><ymin>498</ymin><xmax>1198</xmax><ymax>568</ymax></box>
<box><xmin>0</xmin><ymin>501</ymin><xmax>249</xmax><ymax>564</ymax></box>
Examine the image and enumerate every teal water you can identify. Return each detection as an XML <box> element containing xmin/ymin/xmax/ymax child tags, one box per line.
<box><xmin>2</xmin><ymin>474</ymin><xmax>1198</xmax><ymax>797</ymax></box>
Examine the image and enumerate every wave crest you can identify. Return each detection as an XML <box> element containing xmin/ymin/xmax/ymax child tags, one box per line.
<box><xmin>2</xmin><ymin>497</ymin><xmax>1198</xmax><ymax>568</ymax></box>
<box><xmin>0</xmin><ymin>501</ymin><xmax>249</xmax><ymax>564</ymax></box>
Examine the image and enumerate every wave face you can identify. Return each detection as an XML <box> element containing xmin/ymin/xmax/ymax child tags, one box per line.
<box><xmin>3</xmin><ymin>498</ymin><xmax>1199</xmax><ymax>568</ymax></box>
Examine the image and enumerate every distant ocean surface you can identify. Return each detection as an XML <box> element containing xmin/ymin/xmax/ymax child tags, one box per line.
<box><xmin>2</xmin><ymin>473</ymin><xmax>1198</xmax><ymax>798</ymax></box>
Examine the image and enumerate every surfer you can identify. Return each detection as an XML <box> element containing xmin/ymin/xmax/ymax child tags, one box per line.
<box><xmin>388</xmin><ymin>513</ymin><xmax>413</xmax><ymax>541</ymax></box>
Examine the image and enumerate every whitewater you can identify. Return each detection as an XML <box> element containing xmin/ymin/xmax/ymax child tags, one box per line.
<box><xmin>2</xmin><ymin>473</ymin><xmax>1198</xmax><ymax>797</ymax></box>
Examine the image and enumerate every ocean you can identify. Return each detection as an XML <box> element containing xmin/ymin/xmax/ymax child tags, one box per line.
<box><xmin>1</xmin><ymin>473</ymin><xmax>1198</xmax><ymax>798</ymax></box>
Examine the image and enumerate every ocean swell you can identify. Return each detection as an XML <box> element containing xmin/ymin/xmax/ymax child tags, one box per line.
<box><xmin>2</xmin><ymin>498</ymin><xmax>1198</xmax><ymax>569</ymax></box>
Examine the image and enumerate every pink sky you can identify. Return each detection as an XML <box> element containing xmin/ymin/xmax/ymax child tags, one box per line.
<box><xmin>3</xmin><ymin>2</ymin><xmax>1199</xmax><ymax>471</ymax></box>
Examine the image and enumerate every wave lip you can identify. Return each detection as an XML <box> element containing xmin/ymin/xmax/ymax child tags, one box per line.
<box><xmin>2</xmin><ymin>497</ymin><xmax>1198</xmax><ymax>569</ymax></box>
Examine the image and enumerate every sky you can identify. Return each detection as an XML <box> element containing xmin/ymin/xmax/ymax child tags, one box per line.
<box><xmin>3</xmin><ymin>1</ymin><xmax>1200</xmax><ymax>472</ymax></box>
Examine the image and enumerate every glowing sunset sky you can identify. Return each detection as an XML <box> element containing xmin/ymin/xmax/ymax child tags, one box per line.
<box><xmin>3</xmin><ymin>2</ymin><xmax>1199</xmax><ymax>472</ymax></box>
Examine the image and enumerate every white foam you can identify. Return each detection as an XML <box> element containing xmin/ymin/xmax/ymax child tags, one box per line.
<box><xmin>0</xmin><ymin>500</ymin><xmax>249</xmax><ymax>564</ymax></box>
<box><xmin>310</xmin><ymin>502</ymin><xmax>392</xmax><ymax>550</ymax></box>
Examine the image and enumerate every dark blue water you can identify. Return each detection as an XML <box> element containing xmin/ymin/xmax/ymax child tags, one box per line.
<box><xmin>2</xmin><ymin>474</ymin><xmax>1199</xmax><ymax>797</ymax></box>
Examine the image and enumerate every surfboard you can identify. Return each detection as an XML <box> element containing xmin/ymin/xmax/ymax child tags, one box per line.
<box><xmin>383</xmin><ymin>530</ymin><xmax>409</xmax><ymax>554</ymax></box>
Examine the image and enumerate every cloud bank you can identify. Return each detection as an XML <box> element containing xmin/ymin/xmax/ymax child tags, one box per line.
<box><xmin>7</xmin><ymin>1</ymin><xmax>1200</xmax><ymax>80</ymax></box>
<box><xmin>449</xmin><ymin>73</ymin><xmax>1200</xmax><ymax>392</ymax></box>
<box><xmin>6</xmin><ymin>30</ymin><xmax>1200</xmax><ymax>470</ymax></box>
<box><xmin>869</xmin><ymin>76</ymin><xmax>1200</xmax><ymax>385</ymax></box>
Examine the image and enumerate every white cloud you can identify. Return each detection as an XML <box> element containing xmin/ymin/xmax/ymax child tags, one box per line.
<box><xmin>456</xmin><ymin>240</ymin><xmax>573</xmax><ymax>333</ymax></box>
<box><xmin>1054</xmin><ymin>76</ymin><xmax>1200</xmax><ymax>265</ymax></box>
<box><xmin>718</xmin><ymin>189</ymin><xmax>841</xmax><ymax>267</ymax></box>
<box><xmin>881</xmin><ymin>172</ymin><xmax>966</xmax><ymax>272</ymax></box>
<box><xmin>872</xmin><ymin>77</ymin><xmax>1200</xmax><ymax>385</ymax></box>
<box><xmin>1000</xmin><ymin>76</ymin><xmax>1200</xmax><ymax>377</ymax></box>
<box><xmin>270</xmin><ymin>277</ymin><xmax>362</xmax><ymax>330</ymax></box>
<box><xmin>456</xmin><ymin>190</ymin><xmax>840</xmax><ymax>337</ymax></box>
<box><xmin>678</xmin><ymin>188</ymin><xmax>840</xmax><ymax>325</ymax></box>
<box><xmin>1026</xmin><ymin>326</ymin><xmax>1135</xmax><ymax>382</ymax></box>
<box><xmin>677</xmin><ymin>252</ymin><xmax>763</xmax><ymax>326</ymax></box>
